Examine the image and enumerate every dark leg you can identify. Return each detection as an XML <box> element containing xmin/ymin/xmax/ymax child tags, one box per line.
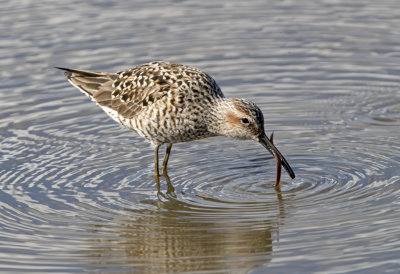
<box><xmin>154</xmin><ymin>144</ymin><xmax>175</xmax><ymax>195</ymax></box>
<box><xmin>161</xmin><ymin>143</ymin><xmax>172</xmax><ymax>176</ymax></box>
<box><xmin>154</xmin><ymin>144</ymin><xmax>160</xmax><ymax>179</ymax></box>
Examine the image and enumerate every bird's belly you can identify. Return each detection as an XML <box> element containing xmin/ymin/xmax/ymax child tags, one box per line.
<box><xmin>127</xmin><ymin>113</ymin><xmax>214</xmax><ymax>145</ymax></box>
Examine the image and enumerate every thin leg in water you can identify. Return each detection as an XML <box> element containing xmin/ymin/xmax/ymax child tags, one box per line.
<box><xmin>153</xmin><ymin>144</ymin><xmax>160</xmax><ymax>178</ymax></box>
<box><xmin>161</xmin><ymin>143</ymin><xmax>172</xmax><ymax>176</ymax></box>
<box><xmin>161</xmin><ymin>143</ymin><xmax>174</xmax><ymax>194</ymax></box>
<box><xmin>153</xmin><ymin>144</ymin><xmax>161</xmax><ymax>191</ymax></box>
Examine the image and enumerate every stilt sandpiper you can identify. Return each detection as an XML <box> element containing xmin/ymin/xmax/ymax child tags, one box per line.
<box><xmin>57</xmin><ymin>61</ymin><xmax>295</xmax><ymax>185</ymax></box>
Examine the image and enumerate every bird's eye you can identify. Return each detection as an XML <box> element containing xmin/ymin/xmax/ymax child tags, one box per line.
<box><xmin>241</xmin><ymin>118</ymin><xmax>250</xmax><ymax>124</ymax></box>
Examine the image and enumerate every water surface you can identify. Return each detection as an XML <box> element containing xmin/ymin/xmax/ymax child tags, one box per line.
<box><xmin>1</xmin><ymin>0</ymin><xmax>400</xmax><ymax>272</ymax></box>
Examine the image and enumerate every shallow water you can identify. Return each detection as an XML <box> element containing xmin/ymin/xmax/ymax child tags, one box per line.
<box><xmin>1</xmin><ymin>0</ymin><xmax>400</xmax><ymax>272</ymax></box>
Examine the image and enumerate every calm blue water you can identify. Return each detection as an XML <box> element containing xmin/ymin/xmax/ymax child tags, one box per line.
<box><xmin>1</xmin><ymin>0</ymin><xmax>400</xmax><ymax>272</ymax></box>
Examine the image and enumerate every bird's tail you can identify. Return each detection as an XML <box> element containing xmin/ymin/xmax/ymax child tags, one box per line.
<box><xmin>55</xmin><ymin>67</ymin><xmax>117</xmax><ymax>99</ymax></box>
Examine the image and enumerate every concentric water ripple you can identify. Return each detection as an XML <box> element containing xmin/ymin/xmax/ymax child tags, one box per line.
<box><xmin>1</xmin><ymin>88</ymin><xmax>399</xmax><ymax>271</ymax></box>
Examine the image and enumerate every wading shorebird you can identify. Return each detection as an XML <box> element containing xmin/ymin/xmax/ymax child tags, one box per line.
<box><xmin>57</xmin><ymin>61</ymin><xmax>295</xmax><ymax>185</ymax></box>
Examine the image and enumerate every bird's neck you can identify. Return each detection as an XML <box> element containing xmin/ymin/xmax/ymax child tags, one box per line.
<box><xmin>206</xmin><ymin>98</ymin><xmax>236</xmax><ymax>136</ymax></box>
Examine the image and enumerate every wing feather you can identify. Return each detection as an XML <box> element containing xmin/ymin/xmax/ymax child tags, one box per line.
<box><xmin>57</xmin><ymin>61</ymin><xmax>223</xmax><ymax>121</ymax></box>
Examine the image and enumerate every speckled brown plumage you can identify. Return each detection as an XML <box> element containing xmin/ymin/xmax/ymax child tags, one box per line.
<box><xmin>57</xmin><ymin>61</ymin><xmax>295</xmax><ymax>182</ymax></box>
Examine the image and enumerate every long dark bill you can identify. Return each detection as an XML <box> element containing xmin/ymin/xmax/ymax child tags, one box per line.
<box><xmin>259</xmin><ymin>134</ymin><xmax>295</xmax><ymax>179</ymax></box>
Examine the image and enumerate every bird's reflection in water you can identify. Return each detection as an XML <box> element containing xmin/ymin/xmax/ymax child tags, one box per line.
<box><xmin>82</xmin><ymin>179</ymin><xmax>286</xmax><ymax>273</ymax></box>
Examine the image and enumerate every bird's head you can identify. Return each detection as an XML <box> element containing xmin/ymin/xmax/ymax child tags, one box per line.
<box><xmin>219</xmin><ymin>98</ymin><xmax>295</xmax><ymax>179</ymax></box>
<box><xmin>223</xmin><ymin>98</ymin><xmax>265</xmax><ymax>140</ymax></box>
